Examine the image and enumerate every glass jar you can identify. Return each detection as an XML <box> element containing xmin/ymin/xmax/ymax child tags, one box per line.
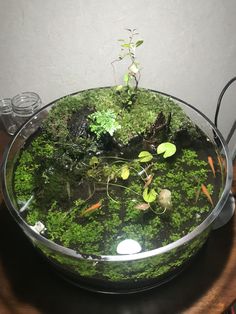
<box><xmin>12</xmin><ymin>92</ymin><xmax>42</xmax><ymax>129</ymax></box>
<box><xmin>1</xmin><ymin>87</ymin><xmax>233</xmax><ymax>294</ymax></box>
<box><xmin>0</xmin><ymin>98</ymin><xmax>17</xmax><ymax>135</ymax></box>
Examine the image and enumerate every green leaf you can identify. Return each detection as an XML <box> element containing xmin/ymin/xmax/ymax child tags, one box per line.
<box><xmin>136</xmin><ymin>40</ymin><xmax>144</xmax><ymax>47</ymax></box>
<box><xmin>121</xmin><ymin>165</ymin><xmax>130</xmax><ymax>180</ymax></box>
<box><xmin>122</xmin><ymin>43</ymin><xmax>131</xmax><ymax>48</ymax></box>
<box><xmin>116</xmin><ymin>85</ymin><xmax>123</xmax><ymax>91</ymax></box>
<box><xmin>89</xmin><ymin>109</ymin><xmax>121</xmax><ymax>138</ymax></box>
<box><xmin>157</xmin><ymin>142</ymin><xmax>176</xmax><ymax>158</ymax></box>
<box><xmin>89</xmin><ymin>156</ymin><xmax>99</xmax><ymax>166</ymax></box>
<box><xmin>123</xmin><ymin>73</ymin><xmax>130</xmax><ymax>84</ymax></box>
<box><xmin>138</xmin><ymin>151</ymin><xmax>153</xmax><ymax>162</ymax></box>
<box><xmin>143</xmin><ymin>188</ymin><xmax>157</xmax><ymax>203</ymax></box>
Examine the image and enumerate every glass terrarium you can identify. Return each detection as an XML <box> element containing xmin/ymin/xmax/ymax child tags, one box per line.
<box><xmin>1</xmin><ymin>87</ymin><xmax>232</xmax><ymax>293</ymax></box>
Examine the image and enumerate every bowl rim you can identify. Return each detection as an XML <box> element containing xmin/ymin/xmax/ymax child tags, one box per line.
<box><xmin>1</xmin><ymin>86</ymin><xmax>233</xmax><ymax>262</ymax></box>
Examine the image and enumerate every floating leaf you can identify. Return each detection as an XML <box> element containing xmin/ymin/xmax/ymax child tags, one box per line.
<box><xmin>135</xmin><ymin>203</ymin><xmax>150</xmax><ymax>211</ymax></box>
<box><xmin>136</xmin><ymin>40</ymin><xmax>144</xmax><ymax>47</ymax></box>
<box><xmin>121</xmin><ymin>165</ymin><xmax>130</xmax><ymax>180</ymax></box>
<box><xmin>157</xmin><ymin>142</ymin><xmax>176</xmax><ymax>158</ymax></box>
<box><xmin>89</xmin><ymin>156</ymin><xmax>99</xmax><ymax>166</ymax></box>
<box><xmin>138</xmin><ymin>151</ymin><xmax>153</xmax><ymax>163</ymax></box>
<box><xmin>143</xmin><ymin>188</ymin><xmax>157</xmax><ymax>203</ymax></box>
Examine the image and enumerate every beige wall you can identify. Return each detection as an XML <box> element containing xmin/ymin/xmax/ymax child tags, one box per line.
<box><xmin>0</xmin><ymin>0</ymin><xmax>235</xmax><ymax>155</ymax></box>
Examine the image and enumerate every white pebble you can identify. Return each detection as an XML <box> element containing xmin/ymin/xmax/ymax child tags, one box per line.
<box><xmin>30</xmin><ymin>221</ymin><xmax>46</xmax><ymax>234</ymax></box>
<box><xmin>116</xmin><ymin>239</ymin><xmax>142</xmax><ymax>255</ymax></box>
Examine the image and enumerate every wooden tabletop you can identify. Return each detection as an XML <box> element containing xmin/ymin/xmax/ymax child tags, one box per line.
<box><xmin>0</xmin><ymin>126</ymin><xmax>236</xmax><ymax>314</ymax></box>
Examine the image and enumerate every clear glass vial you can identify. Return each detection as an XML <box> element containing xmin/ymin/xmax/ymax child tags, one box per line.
<box><xmin>12</xmin><ymin>92</ymin><xmax>42</xmax><ymax>128</ymax></box>
<box><xmin>0</xmin><ymin>98</ymin><xmax>17</xmax><ymax>135</ymax></box>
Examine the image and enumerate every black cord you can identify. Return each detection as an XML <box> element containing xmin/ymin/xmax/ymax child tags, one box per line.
<box><xmin>226</xmin><ymin>120</ymin><xmax>236</xmax><ymax>145</ymax></box>
<box><xmin>214</xmin><ymin>77</ymin><xmax>236</xmax><ymax>128</ymax></box>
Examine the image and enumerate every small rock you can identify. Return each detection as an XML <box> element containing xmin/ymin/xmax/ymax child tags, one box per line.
<box><xmin>30</xmin><ymin>221</ymin><xmax>46</xmax><ymax>234</ymax></box>
<box><xmin>116</xmin><ymin>239</ymin><xmax>142</xmax><ymax>255</ymax></box>
<box><xmin>158</xmin><ymin>189</ymin><xmax>172</xmax><ymax>209</ymax></box>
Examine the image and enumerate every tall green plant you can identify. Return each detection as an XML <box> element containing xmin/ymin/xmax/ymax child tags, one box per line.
<box><xmin>112</xmin><ymin>28</ymin><xmax>143</xmax><ymax>107</ymax></box>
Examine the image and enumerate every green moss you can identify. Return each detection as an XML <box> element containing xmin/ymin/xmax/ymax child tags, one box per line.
<box><xmin>26</xmin><ymin>207</ymin><xmax>43</xmax><ymax>225</ymax></box>
<box><xmin>102</xmin><ymin>229</ymin><xmax>209</xmax><ymax>281</ymax></box>
<box><xmin>42</xmin><ymin>95</ymin><xmax>88</xmax><ymax>140</ymax></box>
<box><xmin>46</xmin><ymin>206</ymin><xmax>75</xmax><ymax>242</ymax></box>
<box><xmin>38</xmin><ymin>245</ymin><xmax>98</xmax><ymax>277</ymax></box>
<box><xmin>45</xmin><ymin>203</ymin><xmax>104</xmax><ymax>254</ymax></box>
<box><xmin>124</xmin><ymin>204</ymin><xmax>142</xmax><ymax>222</ymax></box>
<box><xmin>14</xmin><ymin>150</ymin><xmax>39</xmax><ymax>202</ymax></box>
<box><xmin>41</xmin><ymin>88</ymin><xmax>201</xmax><ymax>146</ymax></box>
<box><xmin>61</xmin><ymin>221</ymin><xmax>104</xmax><ymax>254</ymax></box>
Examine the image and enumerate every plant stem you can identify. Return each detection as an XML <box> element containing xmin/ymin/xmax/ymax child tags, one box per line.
<box><xmin>99</xmin><ymin>156</ymin><xmax>132</xmax><ymax>162</ymax></box>
<box><xmin>97</xmin><ymin>181</ymin><xmax>142</xmax><ymax>198</ymax></box>
<box><xmin>106</xmin><ymin>177</ymin><xmax>119</xmax><ymax>203</ymax></box>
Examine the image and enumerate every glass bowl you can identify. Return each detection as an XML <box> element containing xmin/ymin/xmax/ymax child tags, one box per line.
<box><xmin>1</xmin><ymin>87</ymin><xmax>233</xmax><ymax>294</ymax></box>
